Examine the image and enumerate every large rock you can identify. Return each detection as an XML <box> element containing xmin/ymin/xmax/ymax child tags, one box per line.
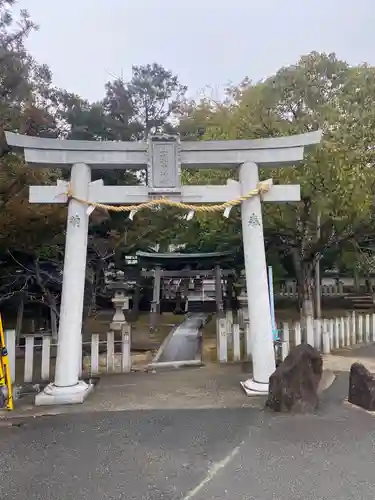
<box><xmin>348</xmin><ymin>362</ymin><xmax>375</xmax><ymax>411</ymax></box>
<box><xmin>266</xmin><ymin>343</ymin><xmax>323</xmax><ymax>413</ymax></box>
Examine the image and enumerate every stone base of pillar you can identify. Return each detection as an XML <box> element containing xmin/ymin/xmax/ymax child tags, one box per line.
<box><xmin>35</xmin><ymin>380</ymin><xmax>94</xmax><ymax>406</ymax></box>
<box><xmin>240</xmin><ymin>378</ymin><xmax>269</xmax><ymax>396</ymax></box>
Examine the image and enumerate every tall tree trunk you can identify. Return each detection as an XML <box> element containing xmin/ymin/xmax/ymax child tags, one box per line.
<box><xmin>300</xmin><ymin>267</ymin><xmax>314</xmax><ymax>319</ymax></box>
<box><xmin>291</xmin><ymin>247</ymin><xmax>314</xmax><ymax>319</ymax></box>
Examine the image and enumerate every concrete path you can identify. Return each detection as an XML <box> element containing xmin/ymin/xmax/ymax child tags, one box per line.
<box><xmin>153</xmin><ymin>313</ymin><xmax>207</xmax><ymax>363</ymax></box>
<box><xmin>1</xmin><ymin>364</ymin><xmax>265</xmax><ymax>419</ymax></box>
<box><xmin>323</xmin><ymin>342</ymin><xmax>375</xmax><ymax>372</ymax></box>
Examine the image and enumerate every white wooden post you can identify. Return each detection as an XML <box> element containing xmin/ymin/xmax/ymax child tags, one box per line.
<box><xmin>314</xmin><ymin>319</ymin><xmax>321</xmax><ymax>350</ymax></box>
<box><xmin>226</xmin><ymin>309</ymin><xmax>233</xmax><ymax>343</ymax></box>
<box><xmin>232</xmin><ymin>323</ymin><xmax>241</xmax><ymax>362</ymax></box>
<box><xmin>90</xmin><ymin>334</ymin><xmax>100</xmax><ymax>375</ymax></box>
<box><xmin>5</xmin><ymin>329</ymin><xmax>16</xmax><ymax>383</ymax></box>
<box><xmin>50</xmin><ymin>308</ymin><xmax>58</xmax><ymax>341</ymax></box>
<box><xmin>306</xmin><ymin>315</ymin><xmax>315</xmax><ymax>347</ymax></box>
<box><xmin>121</xmin><ymin>324</ymin><xmax>131</xmax><ymax>373</ymax></box>
<box><xmin>294</xmin><ymin>322</ymin><xmax>302</xmax><ymax>347</ymax></box>
<box><xmin>351</xmin><ymin>311</ymin><xmax>357</xmax><ymax>345</ymax></box>
<box><xmin>365</xmin><ymin>314</ymin><xmax>371</xmax><ymax>343</ymax></box>
<box><xmin>41</xmin><ymin>336</ymin><xmax>51</xmax><ymax>381</ymax></box>
<box><xmin>217</xmin><ymin>317</ymin><xmax>228</xmax><ymax>363</ymax></box>
<box><xmin>106</xmin><ymin>331</ymin><xmax>115</xmax><ymax>372</ymax></box>
<box><xmin>334</xmin><ymin>318</ymin><xmax>340</xmax><ymax>349</ymax></box>
<box><xmin>340</xmin><ymin>317</ymin><xmax>345</xmax><ymax>347</ymax></box>
<box><xmin>372</xmin><ymin>314</ymin><xmax>375</xmax><ymax>342</ymax></box>
<box><xmin>322</xmin><ymin>326</ymin><xmax>330</xmax><ymax>354</ymax></box>
<box><xmin>358</xmin><ymin>314</ymin><xmax>364</xmax><ymax>343</ymax></box>
<box><xmin>345</xmin><ymin>316</ymin><xmax>351</xmax><ymax>346</ymax></box>
<box><xmin>322</xmin><ymin>318</ymin><xmax>329</xmax><ymax>351</ymax></box>
<box><xmin>24</xmin><ymin>335</ymin><xmax>34</xmax><ymax>383</ymax></box>
<box><xmin>244</xmin><ymin>322</ymin><xmax>251</xmax><ymax>359</ymax></box>
<box><xmin>281</xmin><ymin>322</ymin><xmax>290</xmax><ymax>360</ymax></box>
<box><xmin>328</xmin><ymin>319</ymin><xmax>334</xmax><ymax>349</ymax></box>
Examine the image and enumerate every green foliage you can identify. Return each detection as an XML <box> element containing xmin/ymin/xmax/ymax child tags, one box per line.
<box><xmin>1</xmin><ymin>0</ymin><xmax>375</xmax><ymax>311</ymax></box>
<box><xmin>179</xmin><ymin>52</ymin><xmax>375</xmax><ymax>302</ymax></box>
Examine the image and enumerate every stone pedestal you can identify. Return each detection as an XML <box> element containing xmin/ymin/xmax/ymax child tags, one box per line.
<box><xmin>35</xmin><ymin>381</ymin><xmax>94</xmax><ymax>406</ymax></box>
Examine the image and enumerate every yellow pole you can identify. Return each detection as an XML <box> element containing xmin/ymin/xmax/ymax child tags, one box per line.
<box><xmin>0</xmin><ymin>314</ymin><xmax>13</xmax><ymax>410</ymax></box>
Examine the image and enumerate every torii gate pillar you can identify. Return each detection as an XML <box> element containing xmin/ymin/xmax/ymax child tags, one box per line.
<box><xmin>239</xmin><ymin>163</ymin><xmax>276</xmax><ymax>394</ymax></box>
<box><xmin>47</xmin><ymin>163</ymin><xmax>92</xmax><ymax>403</ymax></box>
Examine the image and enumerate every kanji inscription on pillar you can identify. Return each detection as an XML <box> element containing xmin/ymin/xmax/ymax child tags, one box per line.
<box><xmin>248</xmin><ymin>212</ymin><xmax>261</xmax><ymax>228</ymax></box>
<box><xmin>69</xmin><ymin>214</ymin><xmax>81</xmax><ymax>227</ymax></box>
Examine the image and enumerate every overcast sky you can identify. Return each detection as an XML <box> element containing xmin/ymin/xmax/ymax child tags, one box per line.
<box><xmin>18</xmin><ymin>0</ymin><xmax>375</xmax><ymax>102</ymax></box>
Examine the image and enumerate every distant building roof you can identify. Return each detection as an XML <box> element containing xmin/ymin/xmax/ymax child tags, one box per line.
<box><xmin>136</xmin><ymin>250</ymin><xmax>234</xmax><ymax>269</ymax></box>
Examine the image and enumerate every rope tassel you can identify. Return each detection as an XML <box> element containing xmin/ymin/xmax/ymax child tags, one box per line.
<box><xmin>65</xmin><ymin>179</ymin><xmax>273</xmax><ymax>213</ymax></box>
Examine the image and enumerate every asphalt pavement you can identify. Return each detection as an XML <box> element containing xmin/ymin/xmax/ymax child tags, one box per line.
<box><xmin>1</xmin><ymin>373</ymin><xmax>375</xmax><ymax>500</ymax></box>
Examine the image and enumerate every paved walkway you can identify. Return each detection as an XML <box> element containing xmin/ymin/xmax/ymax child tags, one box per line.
<box><xmin>156</xmin><ymin>313</ymin><xmax>207</xmax><ymax>363</ymax></box>
<box><xmin>0</xmin><ymin>363</ymin><xmax>264</xmax><ymax>419</ymax></box>
<box><xmin>2</xmin><ymin>342</ymin><xmax>375</xmax><ymax>420</ymax></box>
<box><xmin>1</xmin><ymin>380</ymin><xmax>375</xmax><ymax>500</ymax></box>
<box><xmin>2</xmin><ymin>345</ymin><xmax>375</xmax><ymax>499</ymax></box>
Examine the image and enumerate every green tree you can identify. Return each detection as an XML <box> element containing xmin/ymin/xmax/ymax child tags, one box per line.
<box><xmin>178</xmin><ymin>52</ymin><xmax>375</xmax><ymax>316</ymax></box>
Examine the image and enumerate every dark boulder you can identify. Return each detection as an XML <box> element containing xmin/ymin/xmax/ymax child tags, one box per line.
<box><xmin>266</xmin><ymin>343</ymin><xmax>323</xmax><ymax>413</ymax></box>
<box><xmin>348</xmin><ymin>362</ymin><xmax>375</xmax><ymax>411</ymax></box>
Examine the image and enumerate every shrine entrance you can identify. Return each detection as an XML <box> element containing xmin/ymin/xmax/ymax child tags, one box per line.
<box><xmin>5</xmin><ymin>130</ymin><xmax>322</xmax><ymax>405</ymax></box>
<box><xmin>136</xmin><ymin>250</ymin><xmax>237</xmax><ymax>369</ymax></box>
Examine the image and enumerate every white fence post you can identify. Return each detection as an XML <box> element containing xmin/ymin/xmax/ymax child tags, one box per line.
<box><xmin>314</xmin><ymin>319</ymin><xmax>322</xmax><ymax>350</ymax></box>
<box><xmin>281</xmin><ymin>322</ymin><xmax>290</xmax><ymax>360</ymax></box>
<box><xmin>244</xmin><ymin>321</ymin><xmax>251</xmax><ymax>359</ymax></box>
<box><xmin>90</xmin><ymin>334</ymin><xmax>99</xmax><ymax>375</ymax></box>
<box><xmin>351</xmin><ymin>311</ymin><xmax>357</xmax><ymax>345</ymax></box>
<box><xmin>294</xmin><ymin>322</ymin><xmax>302</xmax><ymax>347</ymax></box>
<box><xmin>329</xmin><ymin>319</ymin><xmax>334</xmax><ymax>349</ymax></box>
<box><xmin>24</xmin><ymin>335</ymin><xmax>34</xmax><ymax>383</ymax></box>
<box><xmin>41</xmin><ymin>336</ymin><xmax>51</xmax><ymax>381</ymax></box>
<box><xmin>306</xmin><ymin>315</ymin><xmax>315</xmax><ymax>347</ymax></box>
<box><xmin>322</xmin><ymin>328</ymin><xmax>330</xmax><ymax>354</ymax></box>
<box><xmin>226</xmin><ymin>310</ymin><xmax>233</xmax><ymax>345</ymax></box>
<box><xmin>106</xmin><ymin>331</ymin><xmax>115</xmax><ymax>372</ymax></box>
<box><xmin>334</xmin><ymin>318</ymin><xmax>340</xmax><ymax>349</ymax></box>
<box><xmin>232</xmin><ymin>323</ymin><xmax>241</xmax><ymax>362</ymax></box>
<box><xmin>217</xmin><ymin>317</ymin><xmax>228</xmax><ymax>363</ymax></box>
<box><xmin>372</xmin><ymin>314</ymin><xmax>375</xmax><ymax>342</ymax></box>
<box><xmin>121</xmin><ymin>324</ymin><xmax>131</xmax><ymax>373</ymax></box>
<box><xmin>340</xmin><ymin>317</ymin><xmax>345</xmax><ymax>347</ymax></box>
<box><xmin>365</xmin><ymin>314</ymin><xmax>371</xmax><ymax>343</ymax></box>
<box><xmin>358</xmin><ymin>314</ymin><xmax>364</xmax><ymax>343</ymax></box>
<box><xmin>5</xmin><ymin>329</ymin><xmax>16</xmax><ymax>383</ymax></box>
<box><xmin>345</xmin><ymin>316</ymin><xmax>351</xmax><ymax>346</ymax></box>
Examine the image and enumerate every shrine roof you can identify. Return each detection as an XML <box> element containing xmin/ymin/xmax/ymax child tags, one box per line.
<box><xmin>136</xmin><ymin>250</ymin><xmax>234</xmax><ymax>268</ymax></box>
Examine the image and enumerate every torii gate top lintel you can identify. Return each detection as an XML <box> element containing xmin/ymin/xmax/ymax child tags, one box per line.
<box><xmin>5</xmin><ymin>129</ymin><xmax>322</xmax><ymax>171</ymax></box>
<box><xmin>5</xmin><ymin>128</ymin><xmax>322</xmax><ymax>203</ymax></box>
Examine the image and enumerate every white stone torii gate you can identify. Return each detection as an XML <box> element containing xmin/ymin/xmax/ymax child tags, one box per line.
<box><xmin>6</xmin><ymin>130</ymin><xmax>322</xmax><ymax>405</ymax></box>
